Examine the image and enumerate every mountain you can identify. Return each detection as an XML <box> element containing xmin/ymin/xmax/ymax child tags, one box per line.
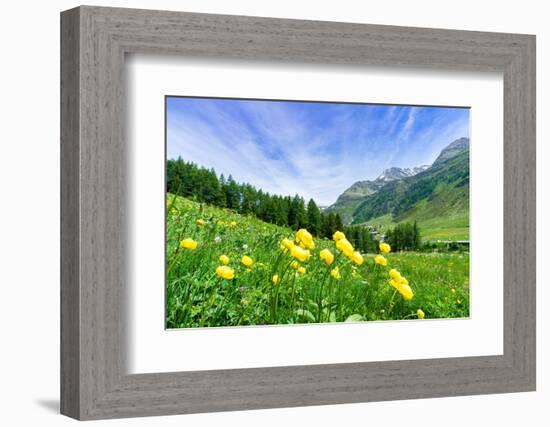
<box><xmin>327</xmin><ymin>137</ymin><xmax>470</xmax><ymax>240</ymax></box>
<box><xmin>432</xmin><ymin>137</ymin><xmax>469</xmax><ymax>166</ymax></box>
<box><xmin>376</xmin><ymin>165</ymin><xmax>430</xmax><ymax>182</ymax></box>
<box><xmin>325</xmin><ymin>165</ymin><xmax>429</xmax><ymax>223</ymax></box>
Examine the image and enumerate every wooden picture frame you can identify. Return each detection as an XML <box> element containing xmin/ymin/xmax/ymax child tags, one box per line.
<box><xmin>60</xmin><ymin>5</ymin><xmax>536</xmax><ymax>420</ymax></box>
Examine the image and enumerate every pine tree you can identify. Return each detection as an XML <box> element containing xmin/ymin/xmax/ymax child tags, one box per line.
<box><xmin>334</xmin><ymin>213</ymin><xmax>344</xmax><ymax>232</ymax></box>
<box><xmin>224</xmin><ymin>175</ymin><xmax>241</xmax><ymax>210</ymax></box>
<box><xmin>306</xmin><ymin>199</ymin><xmax>322</xmax><ymax>236</ymax></box>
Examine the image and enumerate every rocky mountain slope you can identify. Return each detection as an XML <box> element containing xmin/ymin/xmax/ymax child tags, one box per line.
<box><xmin>325</xmin><ymin>137</ymin><xmax>470</xmax><ymax>240</ymax></box>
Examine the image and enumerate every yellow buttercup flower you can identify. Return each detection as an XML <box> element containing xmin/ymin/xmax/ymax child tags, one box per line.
<box><xmin>351</xmin><ymin>251</ymin><xmax>364</xmax><ymax>265</ymax></box>
<box><xmin>196</xmin><ymin>219</ymin><xmax>206</xmax><ymax>227</ymax></box>
<box><xmin>290</xmin><ymin>246</ymin><xmax>311</xmax><ymax>262</ymax></box>
<box><xmin>374</xmin><ymin>254</ymin><xmax>387</xmax><ymax>266</ymax></box>
<box><xmin>219</xmin><ymin>254</ymin><xmax>230</xmax><ymax>265</ymax></box>
<box><xmin>291</xmin><ymin>260</ymin><xmax>300</xmax><ymax>270</ymax></box>
<box><xmin>216</xmin><ymin>265</ymin><xmax>235</xmax><ymax>280</ymax></box>
<box><xmin>389</xmin><ymin>279</ymin><xmax>414</xmax><ymax>301</ymax></box>
<box><xmin>330</xmin><ymin>267</ymin><xmax>341</xmax><ymax>280</ymax></box>
<box><xmin>398</xmin><ymin>283</ymin><xmax>410</xmax><ymax>297</ymax></box>
<box><xmin>297</xmin><ymin>266</ymin><xmax>306</xmax><ymax>275</ymax></box>
<box><xmin>389</xmin><ymin>269</ymin><xmax>401</xmax><ymax>280</ymax></box>
<box><xmin>280</xmin><ymin>238</ymin><xmax>295</xmax><ymax>252</ymax></box>
<box><xmin>399</xmin><ymin>276</ymin><xmax>409</xmax><ymax>286</ymax></box>
<box><xmin>398</xmin><ymin>284</ymin><xmax>414</xmax><ymax>300</ymax></box>
<box><xmin>272</xmin><ymin>274</ymin><xmax>280</xmax><ymax>285</ymax></box>
<box><xmin>451</xmin><ymin>288</ymin><xmax>456</xmax><ymax>294</ymax></box>
<box><xmin>180</xmin><ymin>238</ymin><xmax>198</xmax><ymax>251</ymax></box>
<box><xmin>333</xmin><ymin>231</ymin><xmax>346</xmax><ymax>241</ymax></box>
<box><xmin>336</xmin><ymin>238</ymin><xmax>354</xmax><ymax>257</ymax></box>
<box><xmin>379</xmin><ymin>242</ymin><xmax>391</xmax><ymax>254</ymax></box>
<box><xmin>389</xmin><ymin>270</ymin><xmax>408</xmax><ymax>286</ymax></box>
<box><xmin>388</xmin><ymin>278</ymin><xmax>399</xmax><ymax>288</ymax></box>
<box><xmin>299</xmin><ymin>241</ymin><xmax>306</xmax><ymax>249</ymax></box>
<box><xmin>319</xmin><ymin>248</ymin><xmax>334</xmax><ymax>265</ymax></box>
<box><xmin>296</xmin><ymin>228</ymin><xmax>315</xmax><ymax>250</ymax></box>
<box><xmin>230</xmin><ymin>221</ymin><xmax>237</xmax><ymax>227</ymax></box>
<box><xmin>241</xmin><ymin>256</ymin><xmax>253</xmax><ymax>267</ymax></box>
<box><xmin>417</xmin><ymin>309</ymin><xmax>425</xmax><ymax>319</ymax></box>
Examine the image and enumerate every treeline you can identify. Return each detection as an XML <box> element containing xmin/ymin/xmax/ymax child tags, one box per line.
<box><xmin>345</xmin><ymin>225</ymin><xmax>377</xmax><ymax>253</ymax></box>
<box><xmin>167</xmin><ymin>158</ymin><xmax>379</xmax><ymax>249</ymax></box>
<box><xmin>384</xmin><ymin>222</ymin><xmax>421</xmax><ymax>251</ymax></box>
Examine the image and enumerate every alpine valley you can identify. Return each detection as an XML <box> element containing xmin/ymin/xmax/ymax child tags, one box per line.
<box><xmin>325</xmin><ymin>137</ymin><xmax>470</xmax><ymax>241</ymax></box>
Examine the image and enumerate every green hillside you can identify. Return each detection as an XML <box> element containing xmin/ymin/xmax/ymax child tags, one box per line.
<box><xmin>364</xmin><ymin>188</ymin><xmax>469</xmax><ymax>241</ymax></box>
<box><xmin>352</xmin><ymin>148</ymin><xmax>469</xmax><ymax>241</ymax></box>
<box><xmin>166</xmin><ymin>194</ymin><xmax>469</xmax><ymax>328</ymax></box>
<box><xmin>323</xmin><ymin>198</ymin><xmax>363</xmax><ymax>224</ymax></box>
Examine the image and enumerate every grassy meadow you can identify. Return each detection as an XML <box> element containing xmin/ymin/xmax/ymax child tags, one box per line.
<box><xmin>166</xmin><ymin>193</ymin><xmax>469</xmax><ymax>329</ymax></box>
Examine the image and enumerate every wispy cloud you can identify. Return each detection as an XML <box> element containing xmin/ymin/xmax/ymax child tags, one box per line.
<box><xmin>167</xmin><ymin>97</ymin><xmax>469</xmax><ymax>206</ymax></box>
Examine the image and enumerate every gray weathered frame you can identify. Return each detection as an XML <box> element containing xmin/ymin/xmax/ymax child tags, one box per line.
<box><xmin>60</xmin><ymin>5</ymin><xmax>536</xmax><ymax>420</ymax></box>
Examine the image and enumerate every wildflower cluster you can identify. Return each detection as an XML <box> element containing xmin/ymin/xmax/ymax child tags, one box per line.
<box><xmin>166</xmin><ymin>196</ymin><xmax>442</xmax><ymax>328</ymax></box>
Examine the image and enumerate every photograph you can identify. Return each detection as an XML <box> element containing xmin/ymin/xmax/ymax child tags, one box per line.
<box><xmin>165</xmin><ymin>96</ymin><xmax>470</xmax><ymax>328</ymax></box>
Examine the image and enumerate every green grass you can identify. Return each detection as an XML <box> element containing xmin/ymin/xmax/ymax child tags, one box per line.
<box><xmin>166</xmin><ymin>194</ymin><xmax>470</xmax><ymax>328</ymax></box>
<box><xmin>360</xmin><ymin>186</ymin><xmax>469</xmax><ymax>241</ymax></box>
<box><xmin>365</xmin><ymin>212</ymin><xmax>469</xmax><ymax>241</ymax></box>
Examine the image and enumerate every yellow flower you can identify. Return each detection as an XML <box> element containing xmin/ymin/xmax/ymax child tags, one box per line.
<box><xmin>216</xmin><ymin>265</ymin><xmax>235</xmax><ymax>280</ymax></box>
<box><xmin>389</xmin><ymin>269</ymin><xmax>401</xmax><ymax>280</ymax></box>
<box><xmin>230</xmin><ymin>221</ymin><xmax>237</xmax><ymax>227</ymax></box>
<box><xmin>297</xmin><ymin>266</ymin><xmax>306</xmax><ymax>275</ymax></box>
<box><xmin>351</xmin><ymin>251</ymin><xmax>364</xmax><ymax>265</ymax></box>
<box><xmin>336</xmin><ymin>238</ymin><xmax>354</xmax><ymax>257</ymax></box>
<box><xmin>291</xmin><ymin>260</ymin><xmax>300</xmax><ymax>270</ymax></box>
<box><xmin>319</xmin><ymin>248</ymin><xmax>335</xmax><ymax>265</ymax></box>
<box><xmin>241</xmin><ymin>256</ymin><xmax>253</xmax><ymax>267</ymax></box>
<box><xmin>398</xmin><ymin>284</ymin><xmax>414</xmax><ymax>300</ymax></box>
<box><xmin>219</xmin><ymin>254</ymin><xmax>230</xmax><ymax>265</ymax></box>
<box><xmin>451</xmin><ymin>288</ymin><xmax>456</xmax><ymax>294</ymax></box>
<box><xmin>374</xmin><ymin>254</ymin><xmax>387</xmax><ymax>266</ymax></box>
<box><xmin>333</xmin><ymin>230</ymin><xmax>346</xmax><ymax>241</ymax></box>
<box><xmin>280</xmin><ymin>238</ymin><xmax>295</xmax><ymax>252</ymax></box>
<box><xmin>296</xmin><ymin>228</ymin><xmax>315</xmax><ymax>250</ymax></box>
<box><xmin>290</xmin><ymin>246</ymin><xmax>311</xmax><ymax>262</ymax></box>
<box><xmin>180</xmin><ymin>238</ymin><xmax>198</xmax><ymax>250</ymax></box>
<box><xmin>330</xmin><ymin>267</ymin><xmax>341</xmax><ymax>280</ymax></box>
<box><xmin>417</xmin><ymin>309</ymin><xmax>425</xmax><ymax>319</ymax></box>
<box><xmin>389</xmin><ymin>279</ymin><xmax>414</xmax><ymax>301</ymax></box>
<box><xmin>196</xmin><ymin>219</ymin><xmax>206</xmax><ymax>227</ymax></box>
<box><xmin>170</xmin><ymin>208</ymin><xmax>178</xmax><ymax>215</ymax></box>
<box><xmin>272</xmin><ymin>274</ymin><xmax>280</xmax><ymax>285</ymax></box>
<box><xmin>379</xmin><ymin>242</ymin><xmax>391</xmax><ymax>254</ymax></box>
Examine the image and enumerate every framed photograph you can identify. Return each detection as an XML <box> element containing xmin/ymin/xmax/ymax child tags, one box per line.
<box><xmin>61</xmin><ymin>6</ymin><xmax>536</xmax><ymax>420</ymax></box>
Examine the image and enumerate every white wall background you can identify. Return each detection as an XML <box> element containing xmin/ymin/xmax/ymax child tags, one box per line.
<box><xmin>0</xmin><ymin>0</ymin><xmax>546</xmax><ymax>425</ymax></box>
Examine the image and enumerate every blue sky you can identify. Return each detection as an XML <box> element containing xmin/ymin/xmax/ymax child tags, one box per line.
<box><xmin>166</xmin><ymin>97</ymin><xmax>469</xmax><ymax>206</ymax></box>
